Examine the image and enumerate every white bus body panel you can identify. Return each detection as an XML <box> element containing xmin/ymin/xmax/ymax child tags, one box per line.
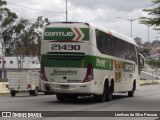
<box><xmin>41</xmin><ymin>22</ymin><xmax>139</xmax><ymax>96</ymax></box>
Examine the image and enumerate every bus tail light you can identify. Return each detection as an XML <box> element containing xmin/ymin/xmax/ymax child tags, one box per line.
<box><xmin>40</xmin><ymin>63</ymin><xmax>48</xmax><ymax>81</ymax></box>
<box><xmin>82</xmin><ymin>64</ymin><xmax>93</xmax><ymax>83</ymax></box>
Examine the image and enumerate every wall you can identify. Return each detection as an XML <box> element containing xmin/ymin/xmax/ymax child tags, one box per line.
<box><xmin>0</xmin><ymin>82</ymin><xmax>9</xmax><ymax>94</ymax></box>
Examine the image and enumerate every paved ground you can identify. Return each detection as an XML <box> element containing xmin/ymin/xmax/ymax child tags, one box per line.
<box><xmin>0</xmin><ymin>84</ymin><xmax>160</xmax><ymax>120</ymax></box>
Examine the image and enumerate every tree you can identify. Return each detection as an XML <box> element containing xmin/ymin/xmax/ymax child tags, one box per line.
<box><xmin>6</xmin><ymin>16</ymin><xmax>49</xmax><ymax>70</ymax></box>
<box><xmin>10</xmin><ymin>18</ymin><xmax>30</xmax><ymax>69</ymax></box>
<box><xmin>24</xmin><ymin>16</ymin><xmax>49</xmax><ymax>60</ymax></box>
<box><xmin>12</xmin><ymin>16</ymin><xmax>49</xmax><ymax>58</ymax></box>
<box><xmin>0</xmin><ymin>0</ymin><xmax>18</xmax><ymax>44</ymax></box>
<box><xmin>0</xmin><ymin>0</ymin><xmax>49</xmax><ymax>70</ymax></box>
<box><xmin>139</xmin><ymin>0</ymin><xmax>160</xmax><ymax>31</ymax></box>
<box><xmin>140</xmin><ymin>48</ymin><xmax>150</xmax><ymax>57</ymax></box>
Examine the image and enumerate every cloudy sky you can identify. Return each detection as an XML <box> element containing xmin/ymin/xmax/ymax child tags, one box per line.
<box><xmin>5</xmin><ymin>0</ymin><xmax>159</xmax><ymax>43</ymax></box>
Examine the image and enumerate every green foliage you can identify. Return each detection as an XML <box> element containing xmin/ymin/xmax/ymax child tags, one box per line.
<box><xmin>0</xmin><ymin>0</ymin><xmax>18</xmax><ymax>51</ymax></box>
<box><xmin>140</xmin><ymin>48</ymin><xmax>150</xmax><ymax>57</ymax></box>
<box><xmin>0</xmin><ymin>0</ymin><xmax>49</xmax><ymax>61</ymax></box>
<box><xmin>149</xmin><ymin>59</ymin><xmax>160</xmax><ymax>68</ymax></box>
<box><xmin>0</xmin><ymin>0</ymin><xmax>6</xmax><ymax>7</ymax></box>
<box><xmin>0</xmin><ymin>6</ymin><xmax>18</xmax><ymax>28</ymax></box>
<box><xmin>6</xmin><ymin>16</ymin><xmax>48</xmax><ymax>59</ymax></box>
<box><xmin>0</xmin><ymin>0</ymin><xmax>50</xmax><ymax>70</ymax></box>
<box><xmin>139</xmin><ymin>0</ymin><xmax>160</xmax><ymax>30</ymax></box>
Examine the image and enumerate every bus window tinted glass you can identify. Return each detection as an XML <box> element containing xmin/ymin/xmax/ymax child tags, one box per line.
<box><xmin>96</xmin><ymin>29</ymin><xmax>137</xmax><ymax>63</ymax></box>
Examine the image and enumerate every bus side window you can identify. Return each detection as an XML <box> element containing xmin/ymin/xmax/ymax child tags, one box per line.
<box><xmin>96</xmin><ymin>30</ymin><xmax>103</xmax><ymax>53</ymax></box>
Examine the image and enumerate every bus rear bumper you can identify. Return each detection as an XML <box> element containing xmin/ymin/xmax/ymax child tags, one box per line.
<box><xmin>42</xmin><ymin>81</ymin><xmax>95</xmax><ymax>94</ymax></box>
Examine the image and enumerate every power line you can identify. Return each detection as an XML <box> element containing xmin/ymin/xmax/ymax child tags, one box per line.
<box><xmin>6</xmin><ymin>1</ymin><xmax>79</xmax><ymax>22</ymax></box>
<box><xmin>67</xmin><ymin>13</ymin><xmax>78</xmax><ymax>22</ymax></box>
<box><xmin>7</xmin><ymin>2</ymin><xmax>65</xmax><ymax>13</ymax></box>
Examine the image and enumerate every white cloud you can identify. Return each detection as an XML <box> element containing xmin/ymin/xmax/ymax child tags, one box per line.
<box><xmin>5</xmin><ymin>0</ymin><xmax>158</xmax><ymax>42</ymax></box>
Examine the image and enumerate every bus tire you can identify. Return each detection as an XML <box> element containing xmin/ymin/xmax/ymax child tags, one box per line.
<box><xmin>56</xmin><ymin>94</ymin><xmax>65</xmax><ymax>101</ymax></box>
<box><xmin>94</xmin><ymin>81</ymin><xmax>108</xmax><ymax>102</ymax></box>
<box><xmin>106</xmin><ymin>81</ymin><xmax>113</xmax><ymax>101</ymax></box>
<box><xmin>128</xmin><ymin>81</ymin><xmax>136</xmax><ymax>97</ymax></box>
<box><xmin>66</xmin><ymin>95</ymin><xmax>78</xmax><ymax>101</ymax></box>
<box><xmin>10</xmin><ymin>90</ymin><xmax>16</xmax><ymax>97</ymax></box>
<box><xmin>128</xmin><ymin>89</ymin><xmax>134</xmax><ymax>97</ymax></box>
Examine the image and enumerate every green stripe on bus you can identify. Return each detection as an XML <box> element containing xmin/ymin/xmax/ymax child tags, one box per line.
<box><xmin>41</xmin><ymin>55</ymin><xmax>89</xmax><ymax>68</ymax></box>
<box><xmin>41</xmin><ymin>55</ymin><xmax>113</xmax><ymax>70</ymax></box>
<box><xmin>89</xmin><ymin>56</ymin><xmax>113</xmax><ymax>70</ymax></box>
<box><xmin>41</xmin><ymin>55</ymin><xmax>133</xmax><ymax>72</ymax></box>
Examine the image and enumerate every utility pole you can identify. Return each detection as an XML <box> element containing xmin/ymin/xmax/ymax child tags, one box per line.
<box><xmin>148</xmin><ymin>25</ymin><xmax>150</xmax><ymax>42</ymax></box>
<box><xmin>117</xmin><ymin>17</ymin><xmax>140</xmax><ymax>38</ymax></box>
<box><xmin>0</xmin><ymin>24</ymin><xmax>5</xmax><ymax>79</ymax></box>
<box><xmin>66</xmin><ymin>0</ymin><xmax>68</xmax><ymax>22</ymax></box>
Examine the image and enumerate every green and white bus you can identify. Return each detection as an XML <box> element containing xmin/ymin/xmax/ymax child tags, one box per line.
<box><xmin>41</xmin><ymin>22</ymin><xmax>143</xmax><ymax>102</ymax></box>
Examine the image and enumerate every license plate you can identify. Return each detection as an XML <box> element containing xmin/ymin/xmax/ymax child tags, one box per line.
<box><xmin>60</xmin><ymin>85</ymin><xmax>69</xmax><ymax>89</ymax></box>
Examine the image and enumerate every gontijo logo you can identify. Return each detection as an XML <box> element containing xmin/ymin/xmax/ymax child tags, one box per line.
<box><xmin>45</xmin><ymin>31</ymin><xmax>73</xmax><ymax>37</ymax></box>
<box><xmin>44</xmin><ymin>28</ymin><xmax>89</xmax><ymax>41</ymax></box>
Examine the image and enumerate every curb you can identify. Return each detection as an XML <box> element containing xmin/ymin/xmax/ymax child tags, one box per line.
<box><xmin>1</xmin><ymin>80</ymin><xmax>160</xmax><ymax>95</ymax></box>
<box><xmin>140</xmin><ymin>80</ymin><xmax>160</xmax><ymax>86</ymax></box>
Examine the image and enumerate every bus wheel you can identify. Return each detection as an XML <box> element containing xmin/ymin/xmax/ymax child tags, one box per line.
<box><xmin>94</xmin><ymin>81</ymin><xmax>107</xmax><ymax>102</ymax></box>
<box><xmin>67</xmin><ymin>95</ymin><xmax>78</xmax><ymax>101</ymax></box>
<box><xmin>106</xmin><ymin>82</ymin><xmax>113</xmax><ymax>101</ymax></box>
<box><xmin>128</xmin><ymin>89</ymin><xmax>134</xmax><ymax>97</ymax></box>
<box><xmin>10</xmin><ymin>90</ymin><xmax>16</xmax><ymax>97</ymax></box>
<box><xmin>128</xmin><ymin>81</ymin><xmax>135</xmax><ymax>97</ymax></box>
<box><xmin>56</xmin><ymin>94</ymin><xmax>65</xmax><ymax>101</ymax></box>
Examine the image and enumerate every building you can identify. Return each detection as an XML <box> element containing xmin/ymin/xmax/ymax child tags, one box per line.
<box><xmin>0</xmin><ymin>56</ymin><xmax>40</xmax><ymax>79</ymax></box>
<box><xmin>150</xmin><ymin>46</ymin><xmax>160</xmax><ymax>60</ymax></box>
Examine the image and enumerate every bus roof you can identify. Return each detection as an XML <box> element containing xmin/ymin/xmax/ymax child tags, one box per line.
<box><xmin>90</xmin><ymin>23</ymin><xmax>138</xmax><ymax>47</ymax></box>
<box><xmin>45</xmin><ymin>22</ymin><xmax>137</xmax><ymax>46</ymax></box>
